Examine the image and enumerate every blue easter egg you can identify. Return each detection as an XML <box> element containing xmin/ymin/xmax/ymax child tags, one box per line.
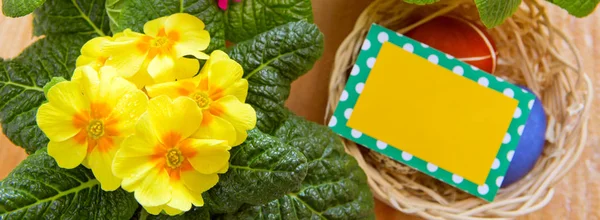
<box><xmin>501</xmin><ymin>86</ymin><xmax>546</xmax><ymax>187</ymax></box>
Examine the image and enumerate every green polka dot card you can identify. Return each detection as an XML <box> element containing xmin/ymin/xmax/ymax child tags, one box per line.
<box><xmin>329</xmin><ymin>24</ymin><xmax>536</xmax><ymax>201</ymax></box>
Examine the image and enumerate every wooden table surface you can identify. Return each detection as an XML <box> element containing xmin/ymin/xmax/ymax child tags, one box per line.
<box><xmin>1</xmin><ymin>1</ymin><xmax>599</xmax><ymax>219</ymax></box>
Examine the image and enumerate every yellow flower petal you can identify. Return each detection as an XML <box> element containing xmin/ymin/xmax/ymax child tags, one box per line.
<box><xmin>163</xmin><ymin>205</ymin><xmax>185</xmax><ymax>216</ymax></box>
<box><xmin>47</xmin><ymin>138</ymin><xmax>87</xmax><ymax>169</ymax></box>
<box><xmin>37</xmin><ymin>103</ymin><xmax>81</xmax><ymax>142</ymax></box>
<box><xmin>143</xmin><ymin>16</ymin><xmax>168</xmax><ymax>37</ymax></box>
<box><xmin>180</xmin><ymin>139</ymin><xmax>230</xmax><ymax>174</ymax></box>
<box><xmin>113</xmin><ymin>114</ymin><xmax>160</xmax><ymax>186</ymax></box>
<box><xmin>208</xmin><ymin>59</ymin><xmax>244</xmax><ymax>91</ymax></box>
<box><xmin>192</xmin><ymin>113</ymin><xmax>236</xmax><ymax>146</ymax></box>
<box><xmin>134</xmin><ymin>168</ymin><xmax>171</xmax><ymax>207</ymax></box>
<box><xmin>174</xmin><ymin>44</ymin><xmax>210</xmax><ymax>60</ymax></box>
<box><xmin>76</xmin><ymin>37</ymin><xmax>112</xmax><ymax>70</ymax></box>
<box><xmin>164</xmin><ymin>13</ymin><xmax>210</xmax><ymax>57</ymax></box>
<box><xmin>199</xmin><ymin>50</ymin><xmax>230</xmax><ymax>76</ymax></box>
<box><xmin>220</xmin><ymin>79</ymin><xmax>248</xmax><ymax>101</ymax></box>
<box><xmin>147</xmin><ymin>54</ymin><xmax>175</xmax><ymax>80</ymax></box>
<box><xmin>87</xmin><ymin>138</ymin><xmax>122</xmax><ymax>191</ymax></box>
<box><xmin>45</xmin><ymin>81</ymin><xmax>90</xmax><ymax>115</ymax></box>
<box><xmin>143</xmin><ymin>205</ymin><xmax>163</xmax><ymax>215</ymax></box>
<box><xmin>71</xmin><ymin>66</ymin><xmax>100</xmax><ymax>100</ymax></box>
<box><xmin>148</xmin><ymin>96</ymin><xmax>203</xmax><ymax>140</ymax></box>
<box><xmin>126</xmin><ymin>63</ymin><xmax>155</xmax><ymax>89</ymax></box>
<box><xmin>173</xmin><ymin>57</ymin><xmax>200</xmax><ymax>81</ymax></box>
<box><xmin>181</xmin><ymin>170</ymin><xmax>219</xmax><ymax>195</ymax></box>
<box><xmin>146</xmin><ymin>79</ymin><xmax>198</xmax><ymax>98</ymax></box>
<box><xmin>164</xmin><ymin>181</ymin><xmax>193</xmax><ymax>213</ymax></box>
<box><xmin>103</xmin><ymin>32</ymin><xmax>148</xmax><ymax>77</ymax></box>
<box><xmin>212</xmin><ymin>96</ymin><xmax>256</xmax><ymax>146</ymax></box>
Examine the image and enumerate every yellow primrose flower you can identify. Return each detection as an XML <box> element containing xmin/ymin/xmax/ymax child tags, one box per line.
<box><xmin>102</xmin><ymin>13</ymin><xmax>209</xmax><ymax>85</ymax></box>
<box><xmin>112</xmin><ymin>96</ymin><xmax>231</xmax><ymax>215</ymax></box>
<box><xmin>76</xmin><ymin>32</ymin><xmax>199</xmax><ymax>88</ymax></box>
<box><xmin>146</xmin><ymin>50</ymin><xmax>256</xmax><ymax>146</ymax></box>
<box><xmin>37</xmin><ymin>66</ymin><xmax>148</xmax><ymax>190</ymax></box>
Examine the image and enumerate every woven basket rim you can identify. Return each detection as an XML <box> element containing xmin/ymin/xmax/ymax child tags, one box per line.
<box><xmin>325</xmin><ymin>0</ymin><xmax>593</xmax><ymax>219</ymax></box>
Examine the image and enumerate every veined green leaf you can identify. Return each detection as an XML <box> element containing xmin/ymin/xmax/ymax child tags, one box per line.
<box><xmin>228</xmin><ymin>20</ymin><xmax>324</xmax><ymax>134</ymax></box>
<box><xmin>0</xmin><ymin>34</ymin><xmax>93</xmax><ymax>154</ymax></box>
<box><xmin>0</xmin><ymin>149</ymin><xmax>138</xmax><ymax>219</ymax></box>
<box><xmin>114</xmin><ymin>0</ymin><xmax>225</xmax><ymax>53</ymax></box>
<box><xmin>203</xmin><ymin>129</ymin><xmax>308</xmax><ymax>214</ymax></box>
<box><xmin>33</xmin><ymin>0</ymin><xmax>110</xmax><ymax>36</ymax></box>
<box><xmin>106</xmin><ymin>0</ymin><xmax>125</xmax><ymax>33</ymax></box>
<box><xmin>546</xmin><ymin>0</ymin><xmax>600</xmax><ymax>17</ymax></box>
<box><xmin>224</xmin><ymin>0</ymin><xmax>313</xmax><ymax>43</ymax></box>
<box><xmin>221</xmin><ymin>113</ymin><xmax>375</xmax><ymax>220</ymax></box>
<box><xmin>2</xmin><ymin>0</ymin><xmax>46</xmax><ymax>17</ymax></box>
<box><xmin>139</xmin><ymin>207</ymin><xmax>210</xmax><ymax>220</ymax></box>
<box><xmin>222</xmin><ymin>20</ymin><xmax>374</xmax><ymax>219</ymax></box>
<box><xmin>474</xmin><ymin>0</ymin><xmax>522</xmax><ymax>28</ymax></box>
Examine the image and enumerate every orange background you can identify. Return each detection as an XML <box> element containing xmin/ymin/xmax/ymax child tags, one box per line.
<box><xmin>1</xmin><ymin>0</ymin><xmax>599</xmax><ymax>219</ymax></box>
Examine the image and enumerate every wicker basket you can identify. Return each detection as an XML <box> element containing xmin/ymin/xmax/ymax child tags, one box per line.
<box><xmin>326</xmin><ymin>0</ymin><xmax>593</xmax><ymax>219</ymax></box>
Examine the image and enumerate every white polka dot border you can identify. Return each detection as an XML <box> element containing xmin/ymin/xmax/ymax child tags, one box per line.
<box><xmin>350</xmin><ymin>64</ymin><xmax>360</xmax><ymax>76</ymax></box>
<box><xmin>344</xmin><ymin>108</ymin><xmax>353</xmax><ymax>119</ymax></box>
<box><xmin>351</xmin><ymin>129</ymin><xmax>362</xmax><ymax>138</ymax></box>
<box><xmin>328</xmin><ymin>116</ymin><xmax>337</xmax><ymax>127</ymax></box>
<box><xmin>362</xmin><ymin>39</ymin><xmax>371</xmax><ymax>50</ymax></box>
<box><xmin>513</xmin><ymin>107</ymin><xmax>522</xmax><ymax>119</ymax></box>
<box><xmin>477</xmin><ymin>184</ymin><xmax>489</xmax><ymax>195</ymax></box>
<box><xmin>507</xmin><ymin>150</ymin><xmax>515</xmax><ymax>162</ymax></box>
<box><xmin>378</xmin><ymin>32</ymin><xmax>389</xmax><ymax>43</ymax></box>
<box><xmin>340</xmin><ymin>90</ymin><xmax>349</xmax><ymax>101</ymax></box>
<box><xmin>428</xmin><ymin>55</ymin><xmax>439</xmax><ymax>64</ymax></box>
<box><xmin>355</xmin><ymin>83</ymin><xmax>364</xmax><ymax>94</ymax></box>
<box><xmin>496</xmin><ymin>176</ymin><xmax>504</xmax><ymax>187</ymax></box>
<box><xmin>366</xmin><ymin>57</ymin><xmax>376</xmax><ymax>68</ymax></box>
<box><xmin>478</xmin><ymin>77</ymin><xmax>489</xmax><ymax>87</ymax></box>
<box><xmin>401</xmin><ymin>152</ymin><xmax>413</xmax><ymax>161</ymax></box>
<box><xmin>376</xmin><ymin>141</ymin><xmax>388</xmax><ymax>150</ymax></box>
<box><xmin>518</xmin><ymin>125</ymin><xmax>525</xmax><ymax>135</ymax></box>
<box><xmin>403</xmin><ymin>43</ymin><xmax>414</xmax><ymax>53</ymax></box>
<box><xmin>503</xmin><ymin>133</ymin><xmax>511</xmax><ymax>144</ymax></box>
<box><xmin>452</xmin><ymin>174</ymin><xmax>464</xmax><ymax>184</ymax></box>
<box><xmin>492</xmin><ymin>158</ymin><xmax>500</xmax><ymax>170</ymax></box>
<box><xmin>503</xmin><ymin>88</ymin><xmax>515</xmax><ymax>98</ymax></box>
<box><xmin>528</xmin><ymin>100</ymin><xmax>535</xmax><ymax>109</ymax></box>
<box><xmin>452</xmin><ymin>66</ymin><xmax>464</xmax><ymax>75</ymax></box>
<box><xmin>427</xmin><ymin>163</ymin><xmax>438</xmax><ymax>172</ymax></box>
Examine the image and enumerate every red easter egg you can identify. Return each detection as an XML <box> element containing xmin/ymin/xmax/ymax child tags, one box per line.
<box><xmin>405</xmin><ymin>16</ymin><xmax>497</xmax><ymax>73</ymax></box>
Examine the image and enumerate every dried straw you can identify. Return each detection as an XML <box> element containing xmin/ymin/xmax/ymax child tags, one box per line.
<box><xmin>325</xmin><ymin>0</ymin><xmax>592</xmax><ymax>219</ymax></box>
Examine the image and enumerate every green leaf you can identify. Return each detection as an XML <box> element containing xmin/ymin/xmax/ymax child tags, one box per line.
<box><xmin>221</xmin><ymin>113</ymin><xmax>375</xmax><ymax>220</ymax></box>
<box><xmin>203</xmin><ymin>129</ymin><xmax>308</xmax><ymax>214</ymax></box>
<box><xmin>0</xmin><ymin>148</ymin><xmax>139</xmax><ymax>219</ymax></box>
<box><xmin>2</xmin><ymin>0</ymin><xmax>46</xmax><ymax>17</ymax></box>
<box><xmin>224</xmin><ymin>0</ymin><xmax>314</xmax><ymax>43</ymax></box>
<box><xmin>402</xmin><ymin>0</ymin><xmax>439</xmax><ymax>5</ymax></box>
<box><xmin>546</xmin><ymin>0</ymin><xmax>600</xmax><ymax>17</ymax></box>
<box><xmin>115</xmin><ymin>0</ymin><xmax>225</xmax><ymax>53</ymax></box>
<box><xmin>106</xmin><ymin>0</ymin><xmax>126</xmax><ymax>32</ymax></box>
<box><xmin>33</xmin><ymin>0</ymin><xmax>110</xmax><ymax>36</ymax></box>
<box><xmin>140</xmin><ymin>207</ymin><xmax>210</xmax><ymax>220</ymax></box>
<box><xmin>224</xmin><ymin>20</ymin><xmax>374</xmax><ymax>219</ymax></box>
<box><xmin>228</xmin><ymin>20</ymin><xmax>324</xmax><ymax>134</ymax></box>
<box><xmin>0</xmin><ymin>34</ymin><xmax>93</xmax><ymax>154</ymax></box>
<box><xmin>474</xmin><ymin>0</ymin><xmax>522</xmax><ymax>28</ymax></box>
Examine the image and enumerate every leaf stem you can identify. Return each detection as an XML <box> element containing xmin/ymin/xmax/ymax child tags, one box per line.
<box><xmin>71</xmin><ymin>0</ymin><xmax>106</xmax><ymax>36</ymax></box>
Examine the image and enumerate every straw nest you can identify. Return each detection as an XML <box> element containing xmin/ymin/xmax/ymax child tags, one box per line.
<box><xmin>326</xmin><ymin>0</ymin><xmax>593</xmax><ymax>219</ymax></box>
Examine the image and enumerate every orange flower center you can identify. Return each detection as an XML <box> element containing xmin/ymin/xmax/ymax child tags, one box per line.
<box><xmin>166</xmin><ymin>148</ymin><xmax>184</xmax><ymax>169</ymax></box>
<box><xmin>190</xmin><ymin>91</ymin><xmax>211</xmax><ymax>109</ymax></box>
<box><xmin>87</xmin><ymin>120</ymin><xmax>105</xmax><ymax>140</ymax></box>
<box><xmin>151</xmin><ymin>36</ymin><xmax>170</xmax><ymax>48</ymax></box>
